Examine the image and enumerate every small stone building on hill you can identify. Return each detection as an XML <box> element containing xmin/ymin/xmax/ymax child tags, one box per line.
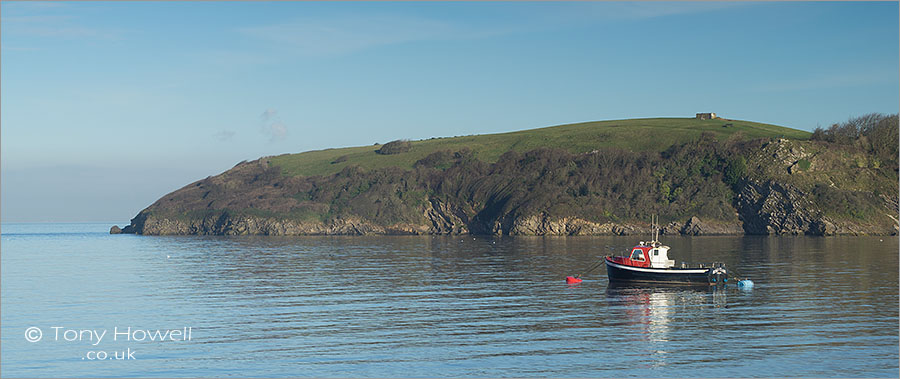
<box><xmin>696</xmin><ymin>112</ymin><xmax>717</xmax><ymax>120</ymax></box>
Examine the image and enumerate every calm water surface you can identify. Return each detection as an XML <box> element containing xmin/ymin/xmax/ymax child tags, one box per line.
<box><xmin>2</xmin><ymin>223</ymin><xmax>897</xmax><ymax>377</ymax></box>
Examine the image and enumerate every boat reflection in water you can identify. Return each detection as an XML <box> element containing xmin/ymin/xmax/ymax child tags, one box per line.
<box><xmin>604</xmin><ymin>283</ymin><xmax>727</xmax><ymax>369</ymax></box>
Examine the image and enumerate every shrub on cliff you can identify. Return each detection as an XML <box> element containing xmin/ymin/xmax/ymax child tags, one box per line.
<box><xmin>414</xmin><ymin>150</ymin><xmax>454</xmax><ymax>169</ymax></box>
<box><xmin>812</xmin><ymin>113</ymin><xmax>899</xmax><ymax>170</ymax></box>
<box><xmin>376</xmin><ymin>140</ymin><xmax>411</xmax><ymax>155</ymax></box>
<box><xmin>724</xmin><ymin>155</ymin><xmax>747</xmax><ymax>187</ymax></box>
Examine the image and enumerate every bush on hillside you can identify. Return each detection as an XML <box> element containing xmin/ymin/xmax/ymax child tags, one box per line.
<box><xmin>376</xmin><ymin>140</ymin><xmax>411</xmax><ymax>155</ymax></box>
<box><xmin>811</xmin><ymin>113</ymin><xmax>899</xmax><ymax>170</ymax></box>
<box><xmin>414</xmin><ymin>150</ymin><xmax>454</xmax><ymax>169</ymax></box>
<box><xmin>723</xmin><ymin>156</ymin><xmax>747</xmax><ymax>186</ymax></box>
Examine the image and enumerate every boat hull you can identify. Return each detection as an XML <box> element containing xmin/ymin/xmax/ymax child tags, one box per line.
<box><xmin>605</xmin><ymin>258</ymin><xmax>721</xmax><ymax>286</ymax></box>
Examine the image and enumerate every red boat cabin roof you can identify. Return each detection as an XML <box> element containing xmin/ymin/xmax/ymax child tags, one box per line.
<box><xmin>610</xmin><ymin>241</ymin><xmax>675</xmax><ymax>269</ymax></box>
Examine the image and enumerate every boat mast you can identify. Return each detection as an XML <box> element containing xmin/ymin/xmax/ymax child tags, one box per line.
<box><xmin>651</xmin><ymin>214</ymin><xmax>659</xmax><ymax>244</ymax></box>
<box><xmin>655</xmin><ymin>215</ymin><xmax>659</xmax><ymax>243</ymax></box>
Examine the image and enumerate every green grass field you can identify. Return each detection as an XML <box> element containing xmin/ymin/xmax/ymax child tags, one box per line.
<box><xmin>270</xmin><ymin>117</ymin><xmax>811</xmax><ymax>177</ymax></box>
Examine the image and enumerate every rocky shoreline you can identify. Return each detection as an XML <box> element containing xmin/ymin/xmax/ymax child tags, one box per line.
<box><xmin>112</xmin><ymin>180</ymin><xmax>897</xmax><ymax>236</ymax></box>
<box><xmin>110</xmin><ymin>213</ymin><xmax>895</xmax><ymax>236</ymax></box>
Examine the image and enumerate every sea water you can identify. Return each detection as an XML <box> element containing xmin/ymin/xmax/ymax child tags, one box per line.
<box><xmin>2</xmin><ymin>223</ymin><xmax>897</xmax><ymax>377</ymax></box>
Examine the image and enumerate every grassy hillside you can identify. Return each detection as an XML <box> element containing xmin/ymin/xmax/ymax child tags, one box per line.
<box><xmin>269</xmin><ymin>117</ymin><xmax>811</xmax><ymax>177</ymax></box>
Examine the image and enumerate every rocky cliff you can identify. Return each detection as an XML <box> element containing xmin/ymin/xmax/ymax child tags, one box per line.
<box><xmin>119</xmin><ymin>141</ymin><xmax>898</xmax><ymax>235</ymax></box>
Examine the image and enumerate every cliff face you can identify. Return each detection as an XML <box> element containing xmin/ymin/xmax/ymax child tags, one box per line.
<box><xmin>119</xmin><ymin>137</ymin><xmax>899</xmax><ymax>236</ymax></box>
<box><xmin>737</xmin><ymin>180</ymin><xmax>826</xmax><ymax>235</ymax></box>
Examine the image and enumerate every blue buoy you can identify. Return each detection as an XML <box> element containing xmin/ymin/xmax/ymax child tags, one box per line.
<box><xmin>738</xmin><ymin>279</ymin><xmax>754</xmax><ymax>289</ymax></box>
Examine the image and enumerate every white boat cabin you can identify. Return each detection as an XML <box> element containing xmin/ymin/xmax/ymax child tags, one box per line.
<box><xmin>636</xmin><ymin>241</ymin><xmax>676</xmax><ymax>268</ymax></box>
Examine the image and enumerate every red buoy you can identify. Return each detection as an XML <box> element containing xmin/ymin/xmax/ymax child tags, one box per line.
<box><xmin>565</xmin><ymin>276</ymin><xmax>582</xmax><ymax>284</ymax></box>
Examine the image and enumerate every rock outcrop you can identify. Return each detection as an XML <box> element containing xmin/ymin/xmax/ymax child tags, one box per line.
<box><xmin>507</xmin><ymin>214</ymin><xmax>641</xmax><ymax>236</ymax></box>
<box><xmin>126</xmin><ymin>209</ymin><xmax>430</xmax><ymax>236</ymax></box>
<box><xmin>733</xmin><ymin>179</ymin><xmax>896</xmax><ymax>235</ymax></box>
<box><xmin>736</xmin><ymin>179</ymin><xmax>826</xmax><ymax>235</ymax></box>
<box><xmin>423</xmin><ymin>198</ymin><xmax>469</xmax><ymax>234</ymax></box>
<box><xmin>680</xmin><ymin>216</ymin><xmax>744</xmax><ymax>235</ymax></box>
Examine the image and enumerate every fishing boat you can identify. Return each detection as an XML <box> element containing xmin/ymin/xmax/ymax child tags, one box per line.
<box><xmin>604</xmin><ymin>217</ymin><xmax>728</xmax><ymax>286</ymax></box>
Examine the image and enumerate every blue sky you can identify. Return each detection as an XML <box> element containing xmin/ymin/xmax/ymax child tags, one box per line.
<box><xmin>2</xmin><ymin>1</ymin><xmax>898</xmax><ymax>223</ymax></box>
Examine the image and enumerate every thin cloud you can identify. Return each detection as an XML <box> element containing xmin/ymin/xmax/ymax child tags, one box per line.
<box><xmin>214</xmin><ymin>130</ymin><xmax>236</xmax><ymax>141</ymax></box>
<box><xmin>602</xmin><ymin>2</ymin><xmax>750</xmax><ymax>20</ymax></box>
<box><xmin>258</xmin><ymin>109</ymin><xmax>288</xmax><ymax>142</ymax></box>
<box><xmin>1</xmin><ymin>46</ymin><xmax>44</xmax><ymax>52</ymax></box>
<box><xmin>531</xmin><ymin>2</ymin><xmax>755</xmax><ymax>26</ymax></box>
<box><xmin>2</xmin><ymin>1</ymin><xmax>69</xmax><ymax>11</ymax></box>
<box><xmin>1</xmin><ymin>5</ymin><xmax>125</xmax><ymax>41</ymax></box>
<box><xmin>239</xmin><ymin>13</ymin><xmax>458</xmax><ymax>57</ymax></box>
<box><xmin>260</xmin><ymin>109</ymin><xmax>278</xmax><ymax>122</ymax></box>
<box><xmin>237</xmin><ymin>4</ymin><xmax>755</xmax><ymax>59</ymax></box>
<box><xmin>15</xmin><ymin>25</ymin><xmax>122</xmax><ymax>40</ymax></box>
<box><xmin>753</xmin><ymin>69</ymin><xmax>898</xmax><ymax>92</ymax></box>
<box><xmin>268</xmin><ymin>121</ymin><xmax>288</xmax><ymax>141</ymax></box>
